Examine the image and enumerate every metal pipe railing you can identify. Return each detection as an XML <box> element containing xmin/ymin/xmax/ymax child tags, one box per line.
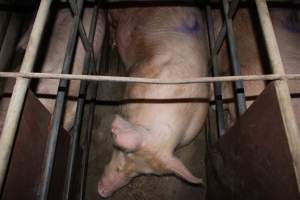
<box><xmin>213</xmin><ymin>0</ymin><xmax>242</xmax><ymax>54</ymax></box>
<box><xmin>1</xmin><ymin>71</ymin><xmax>300</xmax><ymax>83</ymax></box>
<box><xmin>221</xmin><ymin>0</ymin><xmax>246</xmax><ymax>116</ymax></box>
<box><xmin>0</xmin><ymin>9</ymin><xmax>11</xmax><ymax>53</ymax></box>
<box><xmin>69</xmin><ymin>0</ymin><xmax>97</xmax><ymax>72</ymax></box>
<box><xmin>78</xmin><ymin>12</ymin><xmax>110</xmax><ymax>197</ymax></box>
<box><xmin>0</xmin><ymin>0</ymin><xmax>53</xmax><ymax>194</ymax></box>
<box><xmin>62</xmin><ymin>5</ymin><xmax>98</xmax><ymax>200</ymax></box>
<box><xmin>38</xmin><ymin>0</ymin><xmax>85</xmax><ymax>199</ymax></box>
<box><xmin>254</xmin><ymin>0</ymin><xmax>300</xmax><ymax>192</ymax></box>
<box><xmin>78</xmin><ymin>38</ymin><xmax>107</xmax><ymax>200</ymax></box>
<box><xmin>205</xmin><ymin>3</ymin><xmax>226</xmax><ymax>137</ymax></box>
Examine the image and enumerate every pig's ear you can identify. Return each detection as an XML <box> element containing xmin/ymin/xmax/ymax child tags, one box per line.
<box><xmin>111</xmin><ymin>115</ymin><xmax>143</xmax><ymax>152</ymax></box>
<box><xmin>165</xmin><ymin>156</ymin><xmax>204</xmax><ymax>184</ymax></box>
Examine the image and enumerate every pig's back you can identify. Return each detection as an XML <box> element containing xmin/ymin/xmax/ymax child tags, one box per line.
<box><xmin>116</xmin><ymin>7</ymin><xmax>209</xmax><ymax>148</ymax></box>
<box><xmin>113</xmin><ymin>7</ymin><xmax>207</xmax><ymax>71</ymax></box>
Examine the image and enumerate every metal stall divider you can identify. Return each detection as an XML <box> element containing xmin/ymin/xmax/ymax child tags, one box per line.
<box><xmin>38</xmin><ymin>0</ymin><xmax>100</xmax><ymax>199</ymax></box>
<box><xmin>254</xmin><ymin>0</ymin><xmax>300</xmax><ymax>192</ymax></box>
<box><xmin>205</xmin><ymin>3</ymin><xmax>225</xmax><ymax>138</ymax></box>
<box><xmin>205</xmin><ymin>0</ymin><xmax>245</xmax><ymax>139</ymax></box>
<box><xmin>0</xmin><ymin>0</ymin><xmax>54</xmax><ymax>195</ymax></box>
<box><xmin>205</xmin><ymin>0</ymin><xmax>300</xmax><ymax>198</ymax></box>
<box><xmin>78</xmin><ymin>8</ymin><xmax>110</xmax><ymax>199</ymax></box>
<box><xmin>62</xmin><ymin>4</ymin><xmax>99</xmax><ymax>200</ymax></box>
<box><xmin>221</xmin><ymin>0</ymin><xmax>246</xmax><ymax>116</ymax></box>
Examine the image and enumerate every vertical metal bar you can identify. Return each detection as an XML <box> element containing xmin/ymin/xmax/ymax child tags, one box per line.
<box><xmin>78</xmin><ymin>82</ymin><xmax>98</xmax><ymax>200</ymax></box>
<box><xmin>62</xmin><ymin>5</ymin><xmax>98</xmax><ymax>200</ymax></box>
<box><xmin>69</xmin><ymin>0</ymin><xmax>96</xmax><ymax>73</ymax></box>
<box><xmin>0</xmin><ymin>11</ymin><xmax>11</xmax><ymax>52</ymax></box>
<box><xmin>38</xmin><ymin>0</ymin><xmax>85</xmax><ymax>199</ymax></box>
<box><xmin>78</xmin><ymin>17</ymin><xmax>109</xmax><ymax>199</ymax></box>
<box><xmin>0</xmin><ymin>0</ymin><xmax>53</xmax><ymax>194</ymax></box>
<box><xmin>205</xmin><ymin>4</ymin><xmax>226</xmax><ymax>137</ymax></box>
<box><xmin>255</xmin><ymin>0</ymin><xmax>300</xmax><ymax>192</ymax></box>
<box><xmin>213</xmin><ymin>0</ymin><xmax>241</xmax><ymax>54</ymax></box>
<box><xmin>0</xmin><ymin>12</ymin><xmax>25</xmax><ymax>71</ymax></box>
<box><xmin>78</xmin><ymin>77</ymin><xmax>98</xmax><ymax>200</ymax></box>
<box><xmin>221</xmin><ymin>0</ymin><xmax>246</xmax><ymax>116</ymax></box>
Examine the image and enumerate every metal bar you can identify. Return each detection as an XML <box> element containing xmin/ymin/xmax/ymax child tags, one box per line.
<box><xmin>0</xmin><ymin>10</ymin><xmax>11</xmax><ymax>52</ymax></box>
<box><xmin>0</xmin><ymin>0</ymin><xmax>53</xmax><ymax>194</ymax></box>
<box><xmin>78</xmin><ymin>82</ymin><xmax>98</xmax><ymax>200</ymax></box>
<box><xmin>78</xmin><ymin>63</ymin><xmax>100</xmax><ymax>200</ymax></box>
<box><xmin>0</xmin><ymin>12</ymin><xmax>25</xmax><ymax>71</ymax></box>
<box><xmin>68</xmin><ymin>0</ymin><xmax>96</xmax><ymax>73</ymax></box>
<box><xmin>62</xmin><ymin>5</ymin><xmax>98</xmax><ymax>200</ymax></box>
<box><xmin>78</xmin><ymin>16</ymin><xmax>108</xmax><ymax>199</ymax></box>
<box><xmin>1</xmin><ymin>71</ymin><xmax>300</xmax><ymax>83</ymax></box>
<box><xmin>38</xmin><ymin>0</ymin><xmax>85</xmax><ymax>199</ymax></box>
<box><xmin>212</xmin><ymin>0</ymin><xmax>241</xmax><ymax>54</ymax></box>
<box><xmin>254</xmin><ymin>0</ymin><xmax>300</xmax><ymax>193</ymax></box>
<box><xmin>221</xmin><ymin>0</ymin><xmax>246</xmax><ymax>116</ymax></box>
<box><xmin>206</xmin><ymin>4</ymin><xmax>226</xmax><ymax>137</ymax></box>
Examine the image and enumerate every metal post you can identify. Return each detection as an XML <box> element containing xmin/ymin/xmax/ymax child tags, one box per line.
<box><xmin>79</xmin><ymin>16</ymin><xmax>109</xmax><ymax>199</ymax></box>
<box><xmin>0</xmin><ymin>0</ymin><xmax>53</xmax><ymax>194</ymax></box>
<box><xmin>69</xmin><ymin>0</ymin><xmax>96</xmax><ymax>70</ymax></box>
<box><xmin>62</xmin><ymin>5</ymin><xmax>98</xmax><ymax>200</ymax></box>
<box><xmin>221</xmin><ymin>0</ymin><xmax>246</xmax><ymax>116</ymax></box>
<box><xmin>213</xmin><ymin>0</ymin><xmax>241</xmax><ymax>54</ymax></box>
<box><xmin>255</xmin><ymin>0</ymin><xmax>300</xmax><ymax>192</ymax></box>
<box><xmin>205</xmin><ymin>4</ymin><xmax>226</xmax><ymax>137</ymax></box>
<box><xmin>38</xmin><ymin>0</ymin><xmax>85</xmax><ymax>199</ymax></box>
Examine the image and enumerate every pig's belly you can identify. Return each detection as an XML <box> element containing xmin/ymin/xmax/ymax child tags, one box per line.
<box><xmin>179</xmin><ymin>102</ymin><xmax>209</xmax><ymax>146</ymax></box>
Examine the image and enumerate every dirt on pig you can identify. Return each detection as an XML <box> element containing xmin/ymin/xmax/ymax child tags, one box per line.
<box><xmin>85</xmin><ymin>57</ymin><xmax>207</xmax><ymax>200</ymax></box>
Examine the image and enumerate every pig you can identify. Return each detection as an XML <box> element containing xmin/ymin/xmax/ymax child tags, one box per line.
<box><xmin>215</xmin><ymin>7</ymin><xmax>300</xmax><ymax>127</ymax></box>
<box><xmin>15</xmin><ymin>7</ymin><xmax>106</xmax><ymax>130</ymax></box>
<box><xmin>98</xmin><ymin>7</ymin><xmax>209</xmax><ymax>197</ymax></box>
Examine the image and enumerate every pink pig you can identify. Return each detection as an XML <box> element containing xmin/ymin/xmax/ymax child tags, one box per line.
<box><xmin>98</xmin><ymin>7</ymin><xmax>209</xmax><ymax>197</ymax></box>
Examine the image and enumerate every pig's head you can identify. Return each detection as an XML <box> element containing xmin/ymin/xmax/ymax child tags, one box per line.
<box><xmin>98</xmin><ymin>115</ymin><xmax>203</xmax><ymax>198</ymax></box>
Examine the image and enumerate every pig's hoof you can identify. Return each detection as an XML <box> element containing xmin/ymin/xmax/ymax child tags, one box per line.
<box><xmin>98</xmin><ymin>182</ymin><xmax>112</xmax><ymax>198</ymax></box>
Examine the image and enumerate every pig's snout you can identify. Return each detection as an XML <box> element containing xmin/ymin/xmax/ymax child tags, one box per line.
<box><xmin>98</xmin><ymin>179</ymin><xmax>113</xmax><ymax>198</ymax></box>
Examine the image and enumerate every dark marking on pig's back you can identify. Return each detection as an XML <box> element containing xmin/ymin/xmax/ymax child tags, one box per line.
<box><xmin>175</xmin><ymin>18</ymin><xmax>200</xmax><ymax>35</ymax></box>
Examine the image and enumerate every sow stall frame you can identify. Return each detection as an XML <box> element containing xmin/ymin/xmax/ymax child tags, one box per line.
<box><xmin>0</xmin><ymin>0</ymin><xmax>299</xmax><ymax>200</ymax></box>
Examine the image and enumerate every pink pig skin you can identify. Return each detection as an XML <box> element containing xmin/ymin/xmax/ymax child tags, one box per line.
<box><xmin>98</xmin><ymin>7</ymin><xmax>209</xmax><ymax>198</ymax></box>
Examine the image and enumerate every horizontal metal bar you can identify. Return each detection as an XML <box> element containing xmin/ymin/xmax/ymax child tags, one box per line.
<box><xmin>0</xmin><ymin>71</ymin><xmax>300</xmax><ymax>84</ymax></box>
